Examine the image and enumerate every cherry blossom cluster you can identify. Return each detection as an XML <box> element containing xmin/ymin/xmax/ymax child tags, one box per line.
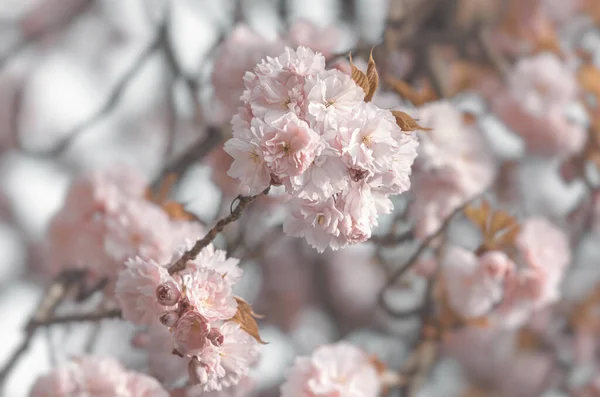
<box><xmin>44</xmin><ymin>166</ymin><xmax>204</xmax><ymax>282</ymax></box>
<box><xmin>280</xmin><ymin>342</ymin><xmax>382</xmax><ymax>397</ymax></box>
<box><xmin>29</xmin><ymin>356</ymin><xmax>168</xmax><ymax>397</ymax></box>
<box><xmin>442</xmin><ymin>217</ymin><xmax>571</xmax><ymax>328</ymax></box>
<box><xmin>224</xmin><ymin>46</ymin><xmax>419</xmax><ymax>252</ymax></box>
<box><xmin>115</xmin><ymin>241</ymin><xmax>259</xmax><ymax>392</ymax></box>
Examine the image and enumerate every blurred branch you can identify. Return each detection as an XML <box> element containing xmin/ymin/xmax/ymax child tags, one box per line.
<box><xmin>16</xmin><ymin>23</ymin><xmax>166</xmax><ymax>157</ymax></box>
<box><xmin>0</xmin><ymin>270</ymin><xmax>84</xmax><ymax>388</ymax></box>
<box><xmin>0</xmin><ymin>0</ymin><xmax>95</xmax><ymax>69</ymax></box>
<box><xmin>150</xmin><ymin>126</ymin><xmax>223</xmax><ymax>190</ymax></box>
<box><xmin>378</xmin><ymin>200</ymin><xmax>470</xmax><ymax>316</ymax></box>
<box><xmin>29</xmin><ymin>308</ymin><xmax>122</xmax><ymax>327</ymax></box>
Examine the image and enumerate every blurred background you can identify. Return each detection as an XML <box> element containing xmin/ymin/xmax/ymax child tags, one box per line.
<box><xmin>1</xmin><ymin>0</ymin><xmax>600</xmax><ymax>396</ymax></box>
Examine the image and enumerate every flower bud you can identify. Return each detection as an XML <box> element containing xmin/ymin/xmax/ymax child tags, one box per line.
<box><xmin>159</xmin><ymin>310</ymin><xmax>180</xmax><ymax>327</ymax></box>
<box><xmin>188</xmin><ymin>357</ymin><xmax>208</xmax><ymax>385</ymax></box>
<box><xmin>207</xmin><ymin>328</ymin><xmax>224</xmax><ymax>347</ymax></box>
<box><xmin>156</xmin><ymin>281</ymin><xmax>181</xmax><ymax>306</ymax></box>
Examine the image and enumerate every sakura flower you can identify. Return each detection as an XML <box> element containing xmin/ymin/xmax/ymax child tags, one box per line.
<box><xmin>260</xmin><ymin>114</ymin><xmax>322</xmax><ymax>178</ymax></box>
<box><xmin>283</xmin><ymin>198</ymin><xmax>348</xmax><ymax>252</ymax></box>
<box><xmin>305</xmin><ymin>70</ymin><xmax>365</xmax><ymax>123</ymax></box>
<box><xmin>103</xmin><ymin>199</ymin><xmax>174</xmax><ymax>269</ymax></box>
<box><xmin>173</xmin><ymin>311</ymin><xmax>211</xmax><ymax>356</ymax></box>
<box><xmin>115</xmin><ymin>256</ymin><xmax>176</xmax><ymax>326</ymax></box>
<box><xmin>178</xmin><ymin>267</ymin><xmax>237</xmax><ymax>322</ymax></box>
<box><xmin>224</xmin><ymin>123</ymin><xmax>271</xmax><ymax>196</ymax></box>
<box><xmin>191</xmin><ymin>322</ymin><xmax>260</xmax><ymax>392</ymax></box>
<box><xmin>29</xmin><ymin>356</ymin><xmax>168</xmax><ymax>397</ymax></box>
<box><xmin>183</xmin><ymin>376</ymin><xmax>256</xmax><ymax>397</ymax></box>
<box><xmin>490</xmin><ymin>52</ymin><xmax>585</xmax><ymax>157</ymax></box>
<box><xmin>335</xmin><ymin>102</ymin><xmax>400</xmax><ymax>175</ymax></box>
<box><xmin>442</xmin><ymin>247</ymin><xmax>515</xmax><ymax>318</ymax></box>
<box><xmin>285</xmin><ymin>151</ymin><xmax>348</xmax><ymax>201</ymax></box>
<box><xmin>190</xmin><ymin>244</ymin><xmax>244</xmax><ymax>285</ymax></box>
<box><xmin>280</xmin><ymin>342</ymin><xmax>381</xmax><ymax>397</ymax></box>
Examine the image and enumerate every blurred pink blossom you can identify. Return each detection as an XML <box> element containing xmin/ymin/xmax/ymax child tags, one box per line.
<box><xmin>490</xmin><ymin>53</ymin><xmax>585</xmax><ymax>157</ymax></box>
<box><xmin>29</xmin><ymin>356</ymin><xmax>168</xmax><ymax>397</ymax></box>
<box><xmin>409</xmin><ymin>101</ymin><xmax>495</xmax><ymax>238</ymax></box>
<box><xmin>280</xmin><ymin>342</ymin><xmax>381</xmax><ymax>397</ymax></box>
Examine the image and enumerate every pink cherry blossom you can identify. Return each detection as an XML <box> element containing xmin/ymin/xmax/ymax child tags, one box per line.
<box><xmin>442</xmin><ymin>247</ymin><xmax>514</xmax><ymax>318</ymax></box>
<box><xmin>115</xmin><ymin>256</ymin><xmax>176</xmax><ymax>326</ymax></box>
<box><xmin>29</xmin><ymin>356</ymin><xmax>168</xmax><ymax>397</ymax></box>
<box><xmin>490</xmin><ymin>52</ymin><xmax>585</xmax><ymax>157</ymax></box>
<box><xmin>224</xmin><ymin>123</ymin><xmax>271</xmax><ymax>196</ymax></box>
<box><xmin>305</xmin><ymin>70</ymin><xmax>365</xmax><ymax>123</ymax></box>
<box><xmin>173</xmin><ymin>311</ymin><xmax>211</xmax><ymax>356</ymax></box>
<box><xmin>408</xmin><ymin>101</ymin><xmax>495</xmax><ymax>238</ymax></box>
<box><xmin>192</xmin><ymin>322</ymin><xmax>260</xmax><ymax>392</ymax></box>
<box><xmin>283</xmin><ymin>197</ymin><xmax>349</xmax><ymax>252</ymax></box>
<box><xmin>225</xmin><ymin>46</ymin><xmax>419</xmax><ymax>251</ymax></box>
<box><xmin>260</xmin><ymin>113</ymin><xmax>322</xmax><ymax>178</ymax></box>
<box><xmin>178</xmin><ymin>267</ymin><xmax>237</xmax><ymax>322</ymax></box>
<box><xmin>280</xmin><ymin>342</ymin><xmax>381</xmax><ymax>397</ymax></box>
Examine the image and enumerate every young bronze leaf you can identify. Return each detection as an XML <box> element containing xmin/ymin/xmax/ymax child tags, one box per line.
<box><xmin>464</xmin><ymin>201</ymin><xmax>489</xmax><ymax>231</ymax></box>
<box><xmin>349</xmin><ymin>52</ymin><xmax>370</xmax><ymax>97</ymax></box>
<box><xmin>578</xmin><ymin>64</ymin><xmax>600</xmax><ymax>98</ymax></box>
<box><xmin>489</xmin><ymin>210</ymin><xmax>513</xmax><ymax>235</ymax></box>
<box><xmin>230</xmin><ymin>297</ymin><xmax>267</xmax><ymax>344</ymax></box>
<box><xmin>364</xmin><ymin>48</ymin><xmax>379</xmax><ymax>102</ymax></box>
<box><xmin>391</xmin><ymin>110</ymin><xmax>432</xmax><ymax>133</ymax></box>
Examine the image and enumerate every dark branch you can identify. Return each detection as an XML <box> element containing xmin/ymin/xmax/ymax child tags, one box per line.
<box><xmin>168</xmin><ymin>187</ymin><xmax>270</xmax><ymax>274</ymax></box>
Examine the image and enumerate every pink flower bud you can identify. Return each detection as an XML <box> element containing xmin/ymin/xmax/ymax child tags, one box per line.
<box><xmin>188</xmin><ymin>357</ymin><xmax>208</xmax><ymax>385</ymax></box>
<box><xmin>159</xmin><ymin>310</ymin><xmax>180</xmax><ymax>327</ymax></box>
<box><xmin>207</xmin><ymin>328</ymin><xmax>224</xmax><ymax>346</ymax></box>
<box><xmin>156</xmin><ymin>281</ymin><xmax>181</xmax><ymax>306</ymax></box>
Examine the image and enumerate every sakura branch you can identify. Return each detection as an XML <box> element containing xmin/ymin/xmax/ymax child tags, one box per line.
<box><xmin>167</xmin><ymin>186</ymin><xmax>270</xmax><ymax>275</ymax></box>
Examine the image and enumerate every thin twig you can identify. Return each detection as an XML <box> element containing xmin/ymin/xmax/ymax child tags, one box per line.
<box><xmin>168</xmin><ymin>187</ymin><xmax>270</xmax><ymax>274</ymax></box>
<box><xmin>378</xmin><ymin>200</ymin><xmax>470</xmax><ymax>315</ymax></box>
<box><xmin>0</xmin><ymin>270</ymin><xmax>82</xmax><ymax>387</ymax></box>
<box><xmin>29</xmin><ymin>309</ymin><xmax>122</xmax><ymax>327</ymax></box>
<box><xmin>17</xmin><ymin>26</ymin><xmax>165</xmax><ymax>157</ymax></box>
<box><xmin>150</xmin><ymin>126</ymin><xmax>223</xmax><ymax>191</ymax></box>
<box><xmin>0</xmin><ymin>0</ymin><xmax>95</xmax><ymax>69</ymax></box>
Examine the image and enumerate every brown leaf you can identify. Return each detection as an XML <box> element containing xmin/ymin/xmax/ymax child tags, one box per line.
<box><xmin>385</xmin><ymin>76</ymin><xmax>431</xmax><ymax>106</ymax></box>
<box><xmin>579</xmin><ymin>64</ymin><xmax>600</xmax><ymax>98</ymax></box>
<box><xmin>465</xmin><ymin>200</ymin><xmax>521</xmax><ymax>253</ymax></box>
<box><xmin>229</xmin><ymin>297</ymin><xmax>267</xmax><ymax>344</ymax></box>
<box><xmin>391</xmin><ymin>110</ymin><xmax>432</xmax><ymax>133</ymax></box>
<box><xmin>161</xmin><ymin>201</ymin><xmax>197</xmax><ymax>221</ymax></box>
<box><xmin>368</xmin><ymin>354</ymin><xmax>387</xmax><ymax>375</ymax></box>
<box><xmin>489</xmin><ymin>210</ymin><xmax>514</xmax><ymax>235</ymax></box>
<box><xmin>464</xmin><ymin>202</ymin><xmax>489</xmax><ymax>231</ymax></box>
<box><xmin>348</xmin><ymin>52</ymin><xmax>370</xmax><ymax>97</ymax></box>
<box><xmin>364</xmin><ymin>48</ymin><xmax>379</xmax><ymax>102</ymax></box>
<box><xmin>462</xmin><ymin>112</ymin><xmax>477</xmax><ymax>125</ymax></box>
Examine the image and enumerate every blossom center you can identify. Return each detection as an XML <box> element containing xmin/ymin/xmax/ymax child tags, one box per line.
<box><xmin>317</xmin><ymin>214</ymin><xmax>326</xmax><ymax>225</ymax></box>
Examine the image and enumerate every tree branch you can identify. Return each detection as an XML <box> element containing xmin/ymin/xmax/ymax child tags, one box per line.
<box><xmin>378</xmin><ymin>200</ymin><xmax>469</xmax><ymax>316</ymax></box>
<box><xmin>168</xmin><ymin>187</ymin><xmax>270</xmax><ymax>274</ymax></box>
<box><xmin>17</xmin><ymin>25</ymin><xmax>165</xmax><ymax>157</ymax></box>
<box><xmin>0</xmin><ymin>270</ymin><xmax>83</xmax><ymax>387</ymax></box>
